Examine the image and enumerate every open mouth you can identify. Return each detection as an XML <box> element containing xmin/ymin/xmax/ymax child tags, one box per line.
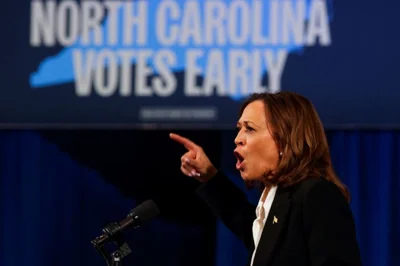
<box><xmin>234</xmin><ymin>151</ymin><xmax>245</xmax><ymax>169</ymax></box>
<box><xmin>234</xmin><ymin>151</ymin><xmax>244</xmax><ymax>162</ymax></box>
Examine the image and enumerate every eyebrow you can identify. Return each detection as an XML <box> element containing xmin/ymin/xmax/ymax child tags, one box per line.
<box><xmin>237</xmin><ymin>120</ymin><xmax>260</xmax><ymax>128</ymax></box>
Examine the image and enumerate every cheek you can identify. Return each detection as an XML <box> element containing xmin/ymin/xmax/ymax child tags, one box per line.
<box><xmin>252</xmin><ymin>142</ymin><xmax>279</xmax><ymax>168</ymax></box>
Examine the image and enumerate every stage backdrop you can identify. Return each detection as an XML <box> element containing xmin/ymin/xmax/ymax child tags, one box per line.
<box><xmin>1</xmin><ymin>0</ymin><xmax>399</xmax><ymax>129</ymax></box>
<box><xmin>1</xmin><ymin>130</ymin><xmax>399</xmax><ymax>266</ymax></box>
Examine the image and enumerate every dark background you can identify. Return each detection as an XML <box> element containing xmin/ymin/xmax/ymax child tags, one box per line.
<box><xmin>1</xmin><ymin>129</ymin><xmax>399</xmax><ymax>266</ymax></box>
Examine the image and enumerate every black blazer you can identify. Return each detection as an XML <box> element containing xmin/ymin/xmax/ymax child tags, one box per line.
<box><xmin>196</xmin><ymin>171</ymin><xmax>362</xmax><ymax>266</ymax></box>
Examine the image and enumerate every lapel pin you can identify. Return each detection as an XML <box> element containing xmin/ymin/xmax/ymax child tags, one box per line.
<box><xmin>273</xmin><ymin>216</ymin><xmax>278</xmax><ymax>224</ymax></box>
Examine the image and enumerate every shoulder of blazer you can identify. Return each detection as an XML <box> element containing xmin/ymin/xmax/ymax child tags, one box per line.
<box><xmin>288</xmin><ymin>177</ymin><xmax>342</xmax><ymax>204</ymax></box>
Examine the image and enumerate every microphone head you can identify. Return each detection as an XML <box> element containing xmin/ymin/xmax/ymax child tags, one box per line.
<box><xmin>129</xmin><ymin>200</ymin><xmax>160</xmax><ymax>223</ymax></box>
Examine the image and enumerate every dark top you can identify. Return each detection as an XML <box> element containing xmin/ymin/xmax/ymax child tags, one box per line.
<box><xmin>196</xmin><ymin>171</ymin><xmax>362</xmax><ymax>266</ymax></box>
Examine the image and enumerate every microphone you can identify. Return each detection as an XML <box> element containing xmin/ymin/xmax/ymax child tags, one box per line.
<box><xmin>91</xmin><ymin>200</ymin><xmax>160</xmax><ymax>248</ymax></box>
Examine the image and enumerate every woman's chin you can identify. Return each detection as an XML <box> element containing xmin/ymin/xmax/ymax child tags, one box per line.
<box><xmin>239</xmin><ymin>171</ymin><xmax>257</xmax><ymax>181</ymax></box>
<box><xmin>239</xmin><ymin>170</ymin><xmax>247</xmax><ymax>179</ymax></box>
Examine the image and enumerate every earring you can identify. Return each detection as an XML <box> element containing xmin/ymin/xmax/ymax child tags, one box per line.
<box><xmin>279</xmin><ymin>151</ymin><xmax>283</xmax><ymax>156</ymax></box>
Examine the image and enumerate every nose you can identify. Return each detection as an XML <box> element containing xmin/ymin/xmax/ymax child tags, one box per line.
<box><xmin>234</xmin><ymin>130</ymin><xmax>245</xmax><ymax>146</ymax></box>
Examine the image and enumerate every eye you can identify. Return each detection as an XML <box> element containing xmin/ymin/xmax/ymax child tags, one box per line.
<box><xmin>245</xmin><ymin>126</ymin><xmax>254</xmax><ymax>132</ymax></box>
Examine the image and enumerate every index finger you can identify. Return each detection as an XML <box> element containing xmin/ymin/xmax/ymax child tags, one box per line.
<box><xmin>169</xmin><ymin>133</ymin><xmax>199</xmax><ymax>151</ymax></box>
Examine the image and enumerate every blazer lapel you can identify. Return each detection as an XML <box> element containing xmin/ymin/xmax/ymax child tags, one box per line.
<box><xmin>251</xmin><ymin>186</ymin><xmax>292</xmax><ymax>266</ymax></box>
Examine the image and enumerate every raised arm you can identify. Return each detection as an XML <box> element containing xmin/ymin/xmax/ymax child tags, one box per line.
<box><xmin>196</xmin><ymin>171</ymin><xmax>256</xmax><ymax>250</ymax></box>
<box><xmin>169</xmin><ymin>133</ymin><xmax>256</xmax><ymax>250</ymax></box>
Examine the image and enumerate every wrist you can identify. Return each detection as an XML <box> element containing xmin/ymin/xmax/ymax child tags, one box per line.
<box><xmin>205</xmin><ymin>166</ymin><xmax>218</xmax><ymax>181</ymax></box>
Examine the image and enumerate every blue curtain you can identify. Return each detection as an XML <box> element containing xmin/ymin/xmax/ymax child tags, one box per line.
<box><xmin>0</xmin><ymin>131</ymin><xmax>130</xmax><ymax>266</ymax></box>
<box><xmin>1</xmin><ymin>130</ymin><xmax>399</xmax><ymax>266</ymax></box>
<box><xmin>217</xmin><ymin>130</ymin><xmax>400</xmax><ymax>266</ymax></box>
<box><xmin>0</xmin><ymin>131</ymin><xmax>212</xmax><ymax>266</ymax></box>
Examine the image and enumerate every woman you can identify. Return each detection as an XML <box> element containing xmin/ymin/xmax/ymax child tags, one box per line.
<box><xmin>170</xmin><ymin>92</ymin><xmax>362</xmax><ymax>266</ymax></box>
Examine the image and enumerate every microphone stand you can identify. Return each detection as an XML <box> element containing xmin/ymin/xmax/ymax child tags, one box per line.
<box><xmin>92</xmin><ymin>222</ymin><xmax>132</xmax><ymax>266</ymax></box>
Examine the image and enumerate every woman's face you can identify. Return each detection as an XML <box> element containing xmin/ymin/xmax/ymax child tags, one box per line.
<box><xmin>234</xmin><ymin>100</ymin><xmax>280</xmax><ymax>181</ymax></box>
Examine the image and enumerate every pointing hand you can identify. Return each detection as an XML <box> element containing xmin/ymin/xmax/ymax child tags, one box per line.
<box><xmin>169</xmin><ymin>133</ymin><xmax>217</xmax><ymax>182</ymax></box>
